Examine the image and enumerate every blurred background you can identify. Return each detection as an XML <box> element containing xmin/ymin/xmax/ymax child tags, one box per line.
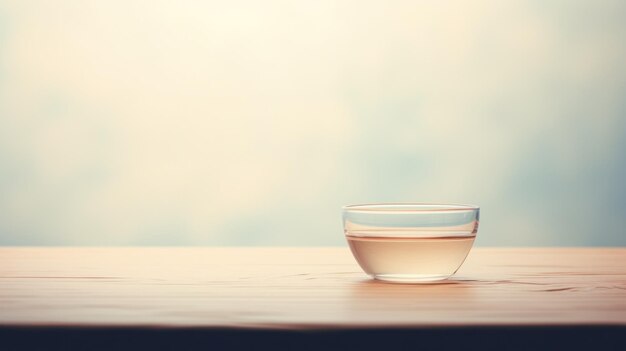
<box><xmin>0</xmin><ymin>1</ymin><xmax>625</xmax><ymax>246</ymax></box>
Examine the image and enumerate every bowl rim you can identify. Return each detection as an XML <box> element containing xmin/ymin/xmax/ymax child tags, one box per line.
<box><xmin>342</xmin><ymin>202</ymin><xmax>479</xmax><ymax>212</ymax></box>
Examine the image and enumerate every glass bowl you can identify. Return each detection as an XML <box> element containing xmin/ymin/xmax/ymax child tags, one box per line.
<box><xmin>343</xmin><ymin>203</ymin><xmax>480</xmax><ymax>283</ymax></box>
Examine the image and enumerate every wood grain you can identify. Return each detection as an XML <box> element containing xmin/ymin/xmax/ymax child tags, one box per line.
<box><xmin>1</xmin><ymin>247</ymin><xmax>625</xmax><ymax>329</ymax></box>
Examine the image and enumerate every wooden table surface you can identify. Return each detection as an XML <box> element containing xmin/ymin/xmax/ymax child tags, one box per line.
<box><xmin>1</xmin><ymin>247</ymin><xmax>625</xmax><ymax>350</ymax></box>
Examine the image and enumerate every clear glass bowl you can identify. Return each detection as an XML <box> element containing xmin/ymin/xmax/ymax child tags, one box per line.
<box><xmin>343</xmin><ymin>203</ymin><xmax>480</xmax><ymax>283</ymax></box>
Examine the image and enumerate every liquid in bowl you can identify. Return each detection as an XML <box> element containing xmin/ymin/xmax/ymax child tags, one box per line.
<box><xmin>346</xmin><ymin>233</ymin><xmax>475</xmax><ymax>283</ymax></box>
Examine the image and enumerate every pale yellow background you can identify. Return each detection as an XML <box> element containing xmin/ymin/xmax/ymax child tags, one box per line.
<box><xmin>0</xmin><ymin>1</ymin><xmax>625</xmax><ymax>246</ymax></box>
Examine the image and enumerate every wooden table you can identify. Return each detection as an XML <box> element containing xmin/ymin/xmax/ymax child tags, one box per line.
<box><xmin>1</xmin><ymin>248</ymin><xmax>625</xmax><ymax>350</ymax></box>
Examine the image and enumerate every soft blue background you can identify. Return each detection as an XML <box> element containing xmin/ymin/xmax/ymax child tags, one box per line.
<box><xmin>1</xmin><ymin>1</ymin><xmax>625</xmax><ymax>246</ymax></box>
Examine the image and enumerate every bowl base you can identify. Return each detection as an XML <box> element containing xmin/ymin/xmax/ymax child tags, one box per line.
<box><xmin>373</xmin><ymin>274</ymin><xmax>451</xmax><ymax>284</ymax></box>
